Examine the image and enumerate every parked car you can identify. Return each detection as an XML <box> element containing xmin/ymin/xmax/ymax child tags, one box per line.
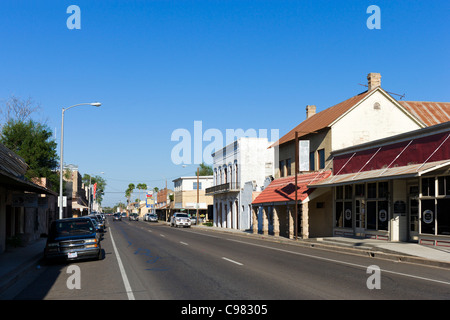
<box><xmin>129</xmin><ymin>213</ymin><xmax>139</xmax><ymax>221</ymax></box>
<box><xmin>89</xmin><ymin>214</ymin><xmax>105</xmax><ymax>232</ymax></box>
<box><xmin>113</xmin><ymin>213</ymin><xmax>122</xmax><ymax>221</ymax></box>
<box><xmin>170</xmin><ymin>212</ymin><xmax>191</xmax><ymax>228</ymax></box>
<box><xmin>147</xmin><ymin>213</ymin><xmax>158</xmax><ymax>222</ymax></box>
<box><xmin>44</xmin><ymin>217</ymin><xmax>102</xmax><ymax>262</ymax></box>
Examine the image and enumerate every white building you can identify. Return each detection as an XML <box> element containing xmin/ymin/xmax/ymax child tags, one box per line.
<box><xmin>206</xmin><ymin>137</ymin><xmax>274</xmax><ymax>230</ymax></box>
<box><xmin>172</xmin><ymin>176</ymin><xmax>214</xmax><ymax>217</ymax></box>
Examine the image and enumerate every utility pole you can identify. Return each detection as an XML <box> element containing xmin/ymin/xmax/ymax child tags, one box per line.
<box><xmin>295</xmin><ymin>131</ymin><xmax>299</xmax><ymax>240</ymax></box>
<box><xmin>196</xmin><ymin>167</ymin><xmax>199</xmax><ymax>225</ymax></box>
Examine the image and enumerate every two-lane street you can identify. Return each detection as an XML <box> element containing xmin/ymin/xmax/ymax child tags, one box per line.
<box><xmin>13</xmin><ymin>218</ymin><xmax>450</xmax><ymax>300</ymax></box>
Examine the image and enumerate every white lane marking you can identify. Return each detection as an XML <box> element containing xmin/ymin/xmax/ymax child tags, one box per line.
<box><xmin>222</xmin><ymin>257</ymin><xmax>243</xmax><ymax>266</ymax></box>
<box><xmin>109</xmin><ymin>228</ymin><xmax>135</xmax><ymax>300</ymax></box>
<box><xmin>160</xmin><ymin>234</ymin><xmax>166</xmax><ymax>237</ymax></box>
<box><xmin>186</xmin><ymin>230</ymin><xmax>450</xmax><ymax>286</ymax></box>
<box><xmin>227</xmin><ymin>238</ymin><xmax>450</xmax><ymax>286</ymax></box>
<box><xmin>180</xmin><ymin>242</ymin><xmax>189</xmax><ymax>246</ymax></box>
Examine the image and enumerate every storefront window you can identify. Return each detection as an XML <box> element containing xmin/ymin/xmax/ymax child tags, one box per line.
<box><xmin>368</xmin><ymin>183</ymin><xmax>377</xmax><ymax>198</ymax></box>
<box><xmin>335</xmin><ymin>201</ymin><xmax>343</xmax><ymax>227</ymax></box>
<box><xmin>336</xmin><ymin>181</ymin><xmax>389</xmax><ymax>232</ymax></box>
<box><xmin>378</xmin><ymin>182</ymin><xmax>389</xmax><ymax>198</ymax></box>
<box><xmin>378</xmin><ymin>201</ymin><xmax>389</xmax><ymax>231</ymax></box>
<box><xmin>367</xmin><ymin>201</ymin><xmax>377</xmax><ymax>230</ymax></box>
<box><xmin>420</xmin><ymin>176</ymin><xmax>450</xmax><ymax>236</ymax></box>
<box><xmin>437</xmin><ymin>199</ymin><xmax>450</xmax><ymax>235</ymax></box>
<box><xmin>438</xmin><ymin>176</ymin><xmax>450</xmax><ymax>196</ymax></box>
<box><xmin>355</xmin><ymin>184</ymin><xmax>365</xmax><ymax>197</ymax></box>
<box><xmin>421</xmin><ymin>199</ymin><xmax>435</xmax><ymax>234</ymax></box>
<box><xmin>422</xmin><ymin>177</ymin><xmax>435</xmax><ymax>196</ymax></box>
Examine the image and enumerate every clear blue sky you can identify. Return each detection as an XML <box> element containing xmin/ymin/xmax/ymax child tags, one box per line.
<box><xmin>0</xmin><ymin>1</ymin><xmax>448</xmax><ymax>207</ymax></box>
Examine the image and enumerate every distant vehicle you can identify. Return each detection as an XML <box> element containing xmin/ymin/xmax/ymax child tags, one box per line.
<box><xmin>129</xmin><ymin>213</ymin><xmax>139</xmax><ymax>221</ymax></box>
<box><xmin>113</xmin><ymin>213</ymin><xmax>122</xmax><ymax>221</ymax></box>
<box><xmin>147</xmin><ymin>213</ymin><xmax>158</xmax><ymax>222</ymax></box>
<box><xmin>170</xmin><ymin>212</ymin><xmax>191</xmax><ymax>228</ymax></box>
<box><xmin>44</xmin><ymin>217</ymin><xmax>102</xmax><ymax>262</ymax></box>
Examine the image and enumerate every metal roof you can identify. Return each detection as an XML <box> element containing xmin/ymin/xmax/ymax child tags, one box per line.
<box><xmin>398</xmin><ymin>101</ymin><xmax>450</xmax><ymax>126</ymax></box>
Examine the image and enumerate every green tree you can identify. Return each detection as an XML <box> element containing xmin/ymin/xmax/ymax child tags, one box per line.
<box><xmin>125</xmin><ymin>183</ymin><xmax>135</xmax><ymax>205</ymax></box>
<box><xmin>82</xmin><ymin>174</ymin><xmax>107</xmax><ymax>205</ymax></box>
<box><xmin>136</xmin><ymin>183</ymin><xmax>147</xmax><ymax>202</ymax></box>
<box><xmin>197</xmin><ymin>162</ymin><xmax>213</xmax><ymax>176</ymax></box>
<box><xmin>0</xmin><ymin>119</ymin><xmax>59</xmax><ymax>191</ymax></box>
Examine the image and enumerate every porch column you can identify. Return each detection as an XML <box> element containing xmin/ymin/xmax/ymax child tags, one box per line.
<box><xmin>230</xmin><ymin>201</ymin><xmax>234</xmax><ymax>229</ymax></box>
<box><xmin>273</xmin><ymin>206</ymin><xmax>280</xmax><ymax>237</ymax></box>
<box><xmin>252</xmin><ymin>206</ymin><xmax>258</xmax><ymax>234</ymax></box>
<box><xmin>287</xmin><ymin>205</ymin><xmax>294</xmax><ymax>239</ymax></box>
<box><xmin>213</xmin><ymin>202</ymin><xmax>217</xmax><ymax>227</ymax></box>
<box><xmin>301</xmin><ymin>202</ymin><xmax>309</xmax><ymax>239</ymax></box>
<box><xmin>222</xmin><ymin>202</ymin><xmax>226</xmax><ymax>228</ymax></box>
<box><xmin>262</xmin><ymin>206</ymin><xmax>269</xmax><ymax>235</ymax></box>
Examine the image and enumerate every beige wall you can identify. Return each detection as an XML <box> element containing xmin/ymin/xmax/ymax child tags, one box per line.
<box><xmin>276</xmin><ymin>128</ymin><xmax>333</xmax><ymax>179</ymax></box>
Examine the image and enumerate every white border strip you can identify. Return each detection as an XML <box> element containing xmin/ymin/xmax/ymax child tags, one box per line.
<box><xmin>109</xmin><ymin>228</ymin><xmax>135</xmax><ymax>300</ymax></box>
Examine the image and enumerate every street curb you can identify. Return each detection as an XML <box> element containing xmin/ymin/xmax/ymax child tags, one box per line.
<box><xmin>192</xmin><ymin>225</ymin><xmax>450</xmax><ymax>270</ymax></box>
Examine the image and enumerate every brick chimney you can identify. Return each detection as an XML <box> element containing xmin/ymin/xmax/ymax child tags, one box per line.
<box><xmin>306</xmin><ymin>105</ymin><xmax>316</xmax><ymax>119</ymax></box>
<box><xmin>367</xmin><ymin>73</ymin><xmax>381</xmax><ymax>91</ymax></box>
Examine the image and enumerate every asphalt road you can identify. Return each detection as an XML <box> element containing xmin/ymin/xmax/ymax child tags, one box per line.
<box><xmin>12</xmin><ymin>217</ymin><xmax>450</xmax><ymax>301</ymax></box>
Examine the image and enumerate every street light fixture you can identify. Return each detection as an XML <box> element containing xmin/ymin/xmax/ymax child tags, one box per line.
<box><xmin>59</xmin><ymin>102</ymin><xmax>102</xmax><ymax>219</ymax></box>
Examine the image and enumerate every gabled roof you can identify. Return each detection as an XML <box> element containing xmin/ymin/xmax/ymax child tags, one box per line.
<box><xmin>271</xmin><ymin>86</ymin><xmax>450</xmax><ymax>149</ymax></box>
<box><xmin>398</xmin><ymin>101</ymin><xmax>450</xmax><ymax>126</ymax></box>
<box><xmin>270</xmin><ymin>90</ymin><xmax>371</xmax><ymax>148</ymax></box>
<box><xmin>252</xmin><ymin>171</ymin><xmax>331</xmax><ymax>205</ymax></box>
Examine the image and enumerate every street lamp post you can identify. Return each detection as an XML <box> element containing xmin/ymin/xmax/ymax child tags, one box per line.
<box><xmin>59</xmin><ymin>102</ymin><xmax>101</xmax><ymax>219</ymax></box>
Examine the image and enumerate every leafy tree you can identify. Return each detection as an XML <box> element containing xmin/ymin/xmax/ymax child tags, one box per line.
<box><xmin>136</xmin><ymin>183</ymin><xmax>147</xmax><ymax>202</ymax></box>
<box><xmin>197</xmin><ymin>162</ymin><xmax>213</xmax><ymax>176</ymax></box>
<box><xmin>0</xmin><ymin>119</ymin><xmax>59</xmax><ymax>191</ymax></box>
<box><xmin>82</xmin><ymin>174</ymin><xmax>107</xmax><ymax>205</ymax></box>
<box><xmin>125</xmin><ymin>183</ymin><xmax>135</xmax><ymax>205</ymax></box>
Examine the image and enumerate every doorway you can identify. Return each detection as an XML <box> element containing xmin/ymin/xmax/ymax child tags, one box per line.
<box><xmin>355</xmin><ymin>198</ymin><xmax>365</xmax><ymax>236</ymax></box>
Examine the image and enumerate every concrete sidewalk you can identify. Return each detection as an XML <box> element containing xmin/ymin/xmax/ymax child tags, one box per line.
<box><xmin>0</xmin><ymin>238</ymin><xmax>46</xmax><ymax>298</ymax></box>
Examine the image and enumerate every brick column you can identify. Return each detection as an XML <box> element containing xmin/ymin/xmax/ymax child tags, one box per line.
<box><xmin>287</xmin><ymin>205</ymin><xmax>294</xmax><ymax>239</ymax></box>
<box><xmin>301</xmin><ymin>202</ymin><xmax>309</xmax><ymax>239</ymax></box>
<box><xmin>273</xmin><ymin>206</ymin><xmax>280</xmax><ymax>237</ymax></box>
<box><xmin>262</xmin><ymin>206</ymin><xmax>269</xmax><ymax>235</ymax></box>
<box><xmin>252</xmin><ymin>206</ymin><xmax>258</xmax><ymax>234</ymax></box>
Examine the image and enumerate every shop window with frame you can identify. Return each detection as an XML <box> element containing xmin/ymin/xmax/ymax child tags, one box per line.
<box><xmin>365</xmin><ymin>181</ymin><xmax>389</xmax><ymax>231</ymax></box>
<box><xmin>438</xmin><ymin>176</ymin><xmax>450</xmax><ymax>196</ymax></box>
<box><xmin>437</xmin><ymin>198</ymin><xmax>450</xmax><ymax>235</ymax></box>
<box><xmin>335</xmin><ymin>186</ymin><xmax>352</xmax><ymax>228</ymax></box>
<box><xmin>421</xmin><ymin>199</ymin><xmax>435</xmax><ymax>234</ymax></box>
<box><xmin>422</xmin><ymin>177</ymin><xmax>435</xmax><ymax>197</ymax></box>
<box><xmin>420</xmin><ymin>175</ymin><xmax>450</xmax><ymax>236</ymax></box>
